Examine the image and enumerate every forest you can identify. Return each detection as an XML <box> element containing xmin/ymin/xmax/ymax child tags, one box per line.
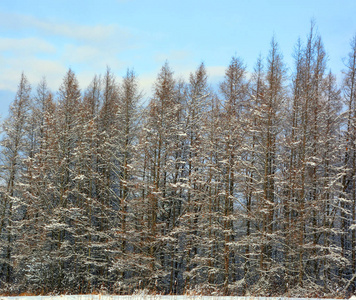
<box><xmin>1</xmin><ymin>25</ymin><xmax>356</xmax><ymax>297</ymax></box>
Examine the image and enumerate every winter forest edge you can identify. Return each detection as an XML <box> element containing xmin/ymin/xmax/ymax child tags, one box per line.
<box><xmin>1</xmin><ymin>24</ymin><xmax>356</xmax><ymax>297</ymax></box>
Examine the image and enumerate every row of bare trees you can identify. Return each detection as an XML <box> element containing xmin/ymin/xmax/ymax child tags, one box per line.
<box><xmin>1</xmin><ymin>27</ymin><xmax>356</xmax><ymax>297</ymax></box>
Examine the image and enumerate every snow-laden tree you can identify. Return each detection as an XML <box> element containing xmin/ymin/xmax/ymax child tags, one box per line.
<box><xmin>279</xmin><ymin>24</ymin><xmax>345</xmax><ymax>295</ymax></box>
<box><xmin>218</xmin><ymin>56</ymin><xmax>249</xmax><ymax>293</ymax></box>
<box><xmin>110</xmin><ymin>69</ymin><xmax>143</xmax><ymax>293</ymax></box>
<box><xmin>341</xmin><ymin>34</ymin><xmax>356</xmax><ymax>293</ymax></box>
<box><xmin>179</xmin><ymin>63</ymin><xmax>213</xmax><ymax>292</ymax></box>
<box><xmin>252</xmin><ymin>38</ymin><xmax>286</xmax><ymax>294</ymax></box>
<box><xmin>134</xmin><ymin>62</ymin><xmax>192</xmax><ymax>293</ymax></box>
<box><xmin>0</xmin><ymin>73</ymin><xmax>31</xmax><ymax>289</ymax></box>
<box><xmin>234</xmin><ymin>55</ymin><xmax>266</xmax><ymax>293</ymax></box>
<box><xmin>315</xmin><ymin>71</ymin><xmax>345</xmax><ymax>292</ymax></box>
<box><xmin>230</xmin><ymin>39</ymin><xmax>287</xmax><ymax>295</ymax></box>
<box><xmin>15</xmin><ymin>91</ymin><xmax>58</xmax><ymax>294</ymax></box>
<box><xmin>0</xmin><ymin>26</ymin><xmax>355</xmax><ymax>296</ymax></box>
<box><xmin>40</xmin><ymin>68</ymin><xmax>83</xmax><ymax>292</ymax></box>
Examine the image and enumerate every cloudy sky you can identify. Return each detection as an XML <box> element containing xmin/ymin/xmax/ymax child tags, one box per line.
<box><xmin>1</xmin><ymin>0</ymin><xmax>356</xmax><ymax>119</ymax></box>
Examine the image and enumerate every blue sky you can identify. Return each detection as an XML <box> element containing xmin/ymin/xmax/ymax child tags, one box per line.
<box><xmin>1</xmin><ymin>0</ymin><xmax>356</xmax><ymax>119</ymax></box>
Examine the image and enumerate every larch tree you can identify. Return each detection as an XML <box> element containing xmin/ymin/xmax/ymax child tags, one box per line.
<box><xmin>219</xmin><ymin>56</ymin><xmax>248</xmax><ymax>293</ymax></box>
<box><xmin>16</xmin><ymin>90</ymin><xmax>57</xmax><ymax>293</ymax></box>
<box><xmin>317</xmin><ymin>71</ymin><xmax>344</xmax><ymax>293</ymax></box>
<box><xmin>238</xmin><ymin>55</ymin><xmax>267</xmax><ymax>293</ymax></box>
<box><xmin>283</xmin><ymin>24</ymin><xmax>339</xmax><ymax>294</ymax></box>
<box><xmin>111</xmin><ymin>69</ymin><xmax>142</xmax><ymax>292</ymax></box>
<box><xmin>92</xmin><ymin>67</ymin><xmax>121</xmax><ymax>290</ymax></box>
<box><xmin>0</xmin><ymin>73</ymin><xmax>31</xmax><ymax>288</ymax></box>
<box><xmin>136</xmin><ymin>62</ymin><xmax>180</xmax><ymax>292</ymax></box>
<box><xmin>181</xmin><ymin>63</ymin><xmax>212</xmax><ymax>292</ymax></box>
<box><xmin>46</xmin><ymin>68</ymin><xmax>82</xmax><ymax>292</ymax></box>
<box><xmin>0</xmin><ymin>25</ymin><xmax>355</xmax><ymax>297</ymax></box>
<box><xmin>80</xmin><ymin>74</ymin><xmax>103</xmax><ymax>292</ymax></box>
<box><xmin>342</xmin><ymin>34</ymin><xmax>356</xmax><ymax>292</ymax></box>
<box><xmin>255</xmin><ymin>37</ymin><xmax>286</xmax><ymax>293</ymax></box>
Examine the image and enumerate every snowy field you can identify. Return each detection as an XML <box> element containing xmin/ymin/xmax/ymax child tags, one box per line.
<box><xmin>0</xmin><ymin>296</ymin><xmax>343</xmax><ymax>300</ymax></box>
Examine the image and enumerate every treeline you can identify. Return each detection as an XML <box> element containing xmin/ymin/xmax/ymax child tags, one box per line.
<box><xmin>1</xmin><ymin>26</ymin><xmax>356</xmax><ymax>297</ymax></box>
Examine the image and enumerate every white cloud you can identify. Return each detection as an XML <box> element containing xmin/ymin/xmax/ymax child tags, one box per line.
<box><xmin>35</xmin><ymin>21</ymin><xmax>122</xmax><ymax>44</ymax></box>
<box><xmin>0</xmin><ymin>37</ymin><xmax>56</xmax><ymax>54</ymax></box>
<box><xmin>63</xmin><ymin>45</ymin><xmax>101</xmax><ymax>64</ymax></box>
<box><xmin>0</xmin><ymin>12</ymin><xmax>140</xmax><ymax>93</ymax></box>
<box><xmin>0</xmin><ymin>12</ymin><xmax>227</xmax><ymax>104</ymax></box>
<box><xmin>139</xmin><ymin>73</ymin><xmax>157</xmax><ymax>98</ymax></box>
<box><xmin>61</xmin><ymin>43</ymin><xmax>126</xmax><ymax>71</ymax></box>
<box><xmin>0</xmin><ymin>55</ymin><xmax>67</xmax><ymax>92</ymax></box>
<box><xmin>0</xmin><ymin>12</ymin><xmax>127</xmax><ymax>44</ymax></box>
<box><xmin>206</xmin><ymin>66</ymin><xmax>226</xmax><ymax>80</ymax></box>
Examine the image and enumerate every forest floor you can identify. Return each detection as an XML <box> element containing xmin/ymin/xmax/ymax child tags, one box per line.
<box><xmin>0</xmin><ymin>296</ymin><xmax>346</xmax><ymax>300</ymax></box>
